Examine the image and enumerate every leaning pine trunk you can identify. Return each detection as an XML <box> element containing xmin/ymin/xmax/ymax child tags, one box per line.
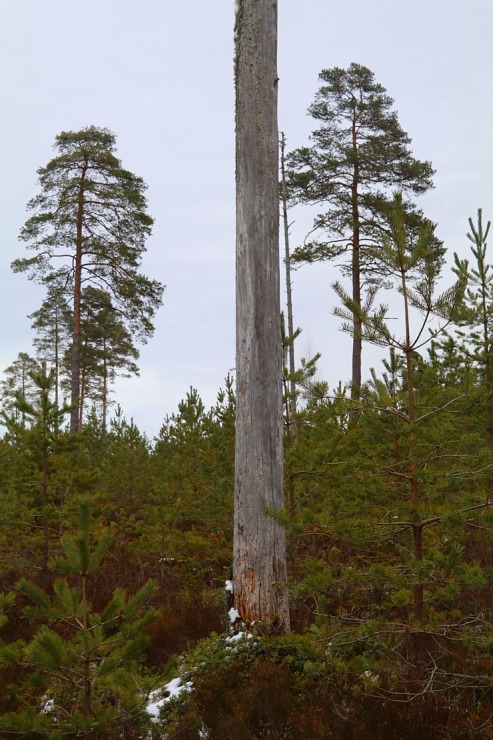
<box><xmin>233</xmin><ymin>0</ymin><xmax>290</xmax><ymax>633</ymax></box>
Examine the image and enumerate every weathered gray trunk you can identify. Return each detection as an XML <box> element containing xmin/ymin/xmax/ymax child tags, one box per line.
<box><xmin>233</xmin><ymin>0</ymin><xmax>290</xmax><ymax>632</ymax></box>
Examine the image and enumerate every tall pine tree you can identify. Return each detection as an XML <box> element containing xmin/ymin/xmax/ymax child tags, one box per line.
<box><xmin>13</xmin><ymin>126</ymin><xmax>164</xmax><ymax>433</ymax></box>
<box><xmin>287</xmin><ymin>64</ymin><xmax>434</xmax><ymax>403</ymax></box>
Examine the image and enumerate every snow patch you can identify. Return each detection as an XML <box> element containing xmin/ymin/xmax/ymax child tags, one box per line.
<box><xmin>228</xmin><ymin>607</ymin><xmax>240</xmax><ymax>623</ymax></box>
<box><xmin>40</xmin><ymin>698</ymin><xmax>54</xmax><ymax>715</ymax></box>
<box><xmin>361</xmin><ymin>670</ymin><xmax>379</xmax><ymax>683</ymax></box>
<box><xmin>146</xmin><ymin>677</ymin><xmax>192</xmax><ymax>721</ymax></box>
<box><xmin>225</xmin><ymin>579</ymin><xmax>233</xmax><ymax>594</ymax></box>
<box><xmin>226</xmin><ymin>631</ymin><xmax>253</xmax><ymax>644</ymax></box>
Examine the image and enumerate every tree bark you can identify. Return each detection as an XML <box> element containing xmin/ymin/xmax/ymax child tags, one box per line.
<box><xmin>233</xmin><ymin>0</ymin><xmax>290</xmax><ymax>632</ymax></box>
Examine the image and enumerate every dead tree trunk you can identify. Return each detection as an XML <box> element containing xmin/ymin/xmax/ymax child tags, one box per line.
<box><xmin>233</xmin><ymin>0</ymin><xmax>290</xmax><ymax>633</ymax></box>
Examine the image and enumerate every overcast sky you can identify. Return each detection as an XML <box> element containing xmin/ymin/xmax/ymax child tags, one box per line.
<box><xmin>2</xmin><ymin>1</ymin><xmax>492</xmax><ymax>438</ymax></box>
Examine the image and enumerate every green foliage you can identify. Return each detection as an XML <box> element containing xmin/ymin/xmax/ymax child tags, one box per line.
<box><xmin>0</xmin><ymin>502</ymin><xmax>158</xmax><ymax>736</ymax></box>
<box><xmin>0</xmin><ymin>365</ymin><xmax>73</xmax><ymax>581</ymax></box>
<box><xmin>71</xmin><ymin>286</ymin><xmax>141</xmax><ymax>426</ymax></box>
<box><xmin>29</xmin><ymin>287</ymin><xmax>72</xmax><ymax>410</ymax></box>
<box><xmin>1</xmin><ymin>356</ymin><xmax>493</xmax><ymax>735</ymax></box>
<box><xmin>0</xmin><ymin>352</ymin><xmax>40</xmax><ymax>421</ymax></box>
<box><xmin>14</xmin><ymin>126</ymin><xmax>162</xmax><ymax>341</ymax></box>
<box><xmin>57</xmin><ymin>499</ymin><xmax>112</xmax><ymax>575</ymax></box>
<box><xmin>0</xmin><ymin>592</ymin><xmax>15</xmax><ymax>638</ymax></box>
<box><xmin>152</xmin><ymin>627</ymin><xmax>493</xmax><ymax>738</ymax></box>
<box><xmin>24</xmin><ymin>627</ymin><xmax>65</xmax><ymax>671</ymax></box>
<box><xmin>4</xmin><ymin>184</ymin><xmax>493</xmax><ymax>737</ymax></box>
<box><xmin>287</xmin><ymin>63</ymin><xmax>434</xmax><ymax>260</ymax></box>
<box><xmin>142</xmin><ymin>382</ymin><xmax>234</xmax><ymax>571</ymax></box>
<box><xmin>287</xmin><ymin>63</ymin><xmax>437</xmax><ymax>397</ymax></box>
<box><xmin>12</xmin><ymin>125</ymin><xmax>164</xmax><ymax>431</ymax></box>
<box><xmin>334</xmin><ymin>193</ymin><xmax>464</xmax><ymax>354</ymax></box>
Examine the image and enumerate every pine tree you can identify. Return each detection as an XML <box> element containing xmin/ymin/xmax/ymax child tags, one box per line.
<box><xmin>152</xmin><ymin>384</ymin><xmax>234</xmax><ymax>544</ymax></box>
<box><xmin>72</xmin><ymin>287</ymin><xmax>140</xmax><ymax>430</ymax></box>
<box><xmin>335</xmin><ymin>193</ymin><xmax>465</xmax><ymax>620</ymax></box>
<box><xmin>0</xmin><ymin>501</ymin><xmax>157</xmax><ymax>737</ymax></box>
<box><xmin>451</xmin><ymin>210</ymin><xmax>493</xmax><ymax>494</ymax></box>
<box><xmin>30</xmin><ymin>287</ymin><xmax>72</xmax><ymax>411</ymax></box>
<box><xmin>13</xmin><ymin>126</ymin><xmax>164</xmax><ymax>433</ymax></box>
<box><xmin>13</xmin><ymin>364</ymin><xmax>72</xmax><ymax>582</ymax></box>
<box><xmin>286</xmin><ymin>64</ymin><xmax>435</xmax><ymax>403</ymax></box>
<box><xmin>0</xmin><ymin>352</ymin><xmax>40</xmax><ymax>422</ymax></box>
<box><xmin>101</xmin><ymin>407</ymin><xmax>152</xmax><ymax>508</ymax></box>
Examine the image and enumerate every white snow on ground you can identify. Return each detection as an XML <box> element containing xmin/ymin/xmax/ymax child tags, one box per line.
<box><xmin>226</xmin><ymin>631</ymin><xmax>253</xmax><ymax>643</ymax></box>
<box><xmin>146</xmin><ymin>676</ymin><xmax>192</xmax><ymax>721</ymax></box>
<box><xmin>40</xmin><ymin>698</ymin><xmax>54</xmax><ymax>715</ymax></box>
<box><xmin>361</xmin><ymin>670</ymin><xmax>379</xmax><ymax>683</ymax></box>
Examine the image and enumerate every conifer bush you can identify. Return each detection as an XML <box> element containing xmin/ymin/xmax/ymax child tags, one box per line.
<box><xmin>0</xmin><ymin>502</ymin><xmax>159</xmax><ymax>737</ymax></box>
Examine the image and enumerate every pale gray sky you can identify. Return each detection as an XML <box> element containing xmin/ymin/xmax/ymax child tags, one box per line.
<box><xmin>1</xmin><ymin>1</ymin><xmax>492</xmax><ymax>437</ymax></box>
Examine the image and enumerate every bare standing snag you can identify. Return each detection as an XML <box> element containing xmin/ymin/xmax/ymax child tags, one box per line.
<box><xmin>233</xmin><ymin>0</ymin><xmax>290</xmax><ymax>632</ymax></box>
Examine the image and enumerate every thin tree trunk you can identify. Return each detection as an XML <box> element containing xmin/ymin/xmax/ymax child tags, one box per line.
<box><xmin>482</xmin><ymin>299</ymin><xmax>493</xmax><ymax>497</ymax></box>
<box><xmin>54</xmin><ymin>307</ymin><xmax>59</xmax><ymax>413</ymax></box>
<box><xmin>81</xmin><ymin>572</ymin><xmax>92</xmax><ymax>720</ymax></box>
<box><xmin>102</xmin><ymin>338</ymin><xmax>108</xmax><ymax>432</ymax></box>
<box><xmin>41</xmin><ymin>444</ymin><xmax>49</xmax><ymax>587</ymax></box>
<box><xmin>79</xmin><ymin>349</ymin><xmax>87</xmax><ymax>431</ymax></box>
<box><xmin>20</xmin><ymin>363</ymin><xmax>27</xmax><ymax>425</ymax></box>
<box><xmin>402</xmin><ymin>265</ymin><xmax>423</xmax><ymax>621</ymax></box>
<box><xmin>280</xmin><ymin>131</ymin><xmax>297</xmax><ymax>431</ymax></box>
<box><xmin>233</xmin><ymin>0</ymin><xmax>290</xmax><ymax>632</ymax></box>
<box><xmin>350</xmin><ymin>111</ymin><xmax>362</xmax><ymax>414</ymax></box>
<box><xmin>280</xmin><ymin>132</ymin><xmax>297</xmax><ymax>519</ymax></box>
<box><xmin>402</xmin><ymin>269</ymin><xmax>418</xmax><ymax>507</ymax></box>
<box><xmin>70</xmin><ymin>158</ymin><xmax>88</xmax><ymax>434</ymax></box>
